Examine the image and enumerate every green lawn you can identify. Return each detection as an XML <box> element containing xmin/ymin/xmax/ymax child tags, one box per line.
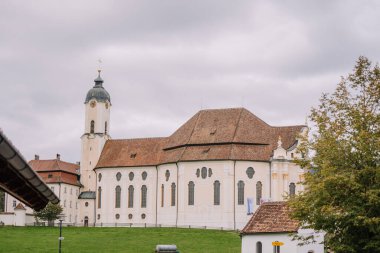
<box><xmin>0</xmin><ymin>226</ymin><xmax>241</xmax><ymax>253</ymax></box>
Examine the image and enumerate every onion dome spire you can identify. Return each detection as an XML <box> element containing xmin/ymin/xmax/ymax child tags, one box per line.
<box><xmin>84</xmin><ymin>70</ymin><xmax>111</xmax><ymax>103</ymax></box>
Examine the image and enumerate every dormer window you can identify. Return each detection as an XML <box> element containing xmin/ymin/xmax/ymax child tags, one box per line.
<box><xmin>48</xmin><ymin>174</ymin><xmax>53</xmax><ymax>178</ymax></box>
<box><xmin>210</xmin><ymin>128</ymin><xmax>217</xmax><ymax>135</ymax></box>
<box><xmin>130</xmin><ymin>153</ymin><xmax>137</xmax><ymax>159</ymax></box>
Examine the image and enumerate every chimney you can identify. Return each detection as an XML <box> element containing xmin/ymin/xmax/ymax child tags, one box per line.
<box><xmin>35</xmin><ymin>155</ymin><xmax>39</xmax><ymax>160</ymax></box>
<box><xmin>56</xmin><ymin>154</ymin><xmax>60</xmax><ymax>161</ymax></box>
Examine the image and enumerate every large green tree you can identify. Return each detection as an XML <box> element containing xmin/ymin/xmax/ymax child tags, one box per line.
<box><xmin>34</xmin><ymin>202</ymin><xmax>63</xmax><ymax>226</ymax></box>
<box><xmin>289</xmin><ymin>56</ymin><xmax>380</xmax><ymax>253</ymax></box>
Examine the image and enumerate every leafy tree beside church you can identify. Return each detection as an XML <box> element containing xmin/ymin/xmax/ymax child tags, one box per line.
<box><xmin>34</xmin><ymin>202</ymin><xmax>63</xmax><ymax>226</ymax></box>
<box><xmin>289</xmin><ymin>56</ymin><xmax>380</xmax><ymax>253</ymax></box>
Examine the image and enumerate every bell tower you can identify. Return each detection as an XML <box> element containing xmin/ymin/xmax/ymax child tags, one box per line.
<box><xmin>80</xmin><ymin>70</ymin><xmax>111</xmax><ymax>191</ymax></box>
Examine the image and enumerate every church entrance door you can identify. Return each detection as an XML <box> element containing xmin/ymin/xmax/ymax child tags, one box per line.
<box><xmin>84</xmin><ymin>216</ymin><xmax>89</xmax><ymax>227</ymax></box>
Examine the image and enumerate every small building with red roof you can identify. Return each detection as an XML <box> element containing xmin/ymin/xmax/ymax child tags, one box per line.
<box><xmin>241</xmin><ymin>201</ymin><xmax>324</xmax><ymax>253</ymax></box>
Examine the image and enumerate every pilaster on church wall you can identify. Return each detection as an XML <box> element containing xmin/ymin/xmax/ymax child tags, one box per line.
<box><xmin>234</xmin><ymin>161</ymin><xmax>270</xmax><ymax>229</ymax></box>
<box><xmin>157</xmin><ymin>163</ymin><xmax>177</xmax><ymax>226</ymax></box>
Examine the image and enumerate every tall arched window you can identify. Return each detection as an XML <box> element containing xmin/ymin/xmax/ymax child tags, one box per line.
<box><xmin>115</xmin><ymin>186</ymin><xmax>121</xmax><ymax>208</ymax></box>
<box><xmin>90</xmin><ymin>120</ymin><xmax>95</xmax><ymax>134</ymax></box>
<box><xmin>237</xmin><ymin>181</ymin><xmax>245</xmax><ymax>205</ymax></box>
<box><xmin>171</xmin><ymin>183</ymin><xmax>176</xmax><ymax>206</ymax></box>
<box><xmin>289</xmin><ymin>183</ymin><xmax>296</xmax><ymax>197</ymax></box>
<box><xmin>188</xmin><ymin>181</ymin><xmax>195</xmax><ymax>205</ymax></box>
<box><xmin>161</xmin><ymin>184</ymin><xmax>164</xmax><ymax>207</ymax></box>
<box><xmin>256</xmin><ymin>181</ymin><xmax>262</xmax><ymax>205</ymax></box>
<box><xmin>141</xmin><ymin>185</ymin><xmax>147</xmax><ymax>208</ymax></box>
<box><xmin>105</xmin><ymin>121</ymin><xmax>108</xmax><ymax>134</ymax></box>
<box><xmin>97</xmin><ymin>187</ymin><xmax>102</xmax><ymax>208</ymax></box>
<box><xmin>128</xmin><ymin>185</ymin><xmax>134</xmax><ymax>208</ymax></box>
<box><xmin>214</xmin><ymin>180</ymin><xmax>220</xmax><ymax>205</ymax></box>
<box><xmin>256</xmin><ymin>241</ymin><xmax>262</xmax><ymax>253</ymax></box>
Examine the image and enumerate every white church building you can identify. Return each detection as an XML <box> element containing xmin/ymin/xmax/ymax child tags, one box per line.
<box><xmin>1</xmin><ymin>71</ymin><xmax>306</xmax><ymax>229</ymax></box>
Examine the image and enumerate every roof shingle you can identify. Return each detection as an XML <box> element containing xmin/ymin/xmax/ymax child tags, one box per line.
<box><xmin>241</xmin><ymin>201</ymin><xmax>299</xmax><ymax>234</ymax></box>
<box><xmin>95</xmin><ymin>108</ymin><xmax>305</xmax><ymax>168</ymax></box>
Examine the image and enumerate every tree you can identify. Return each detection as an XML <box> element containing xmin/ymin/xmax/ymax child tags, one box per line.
<box><xmin>289</xmin><ymin>56</ymin><xmax>380</xmax><ymax>253</ymax></box>
<box><xmin>34</xmin><ymin>202</ymin><xmax>63</xmax><ymax>226</ymax></box>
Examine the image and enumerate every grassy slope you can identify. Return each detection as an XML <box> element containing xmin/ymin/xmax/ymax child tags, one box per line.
<box><xmin>0</xmin><ymin>227</ymin><xmax>241</xmax><ymax>253</ymax></box>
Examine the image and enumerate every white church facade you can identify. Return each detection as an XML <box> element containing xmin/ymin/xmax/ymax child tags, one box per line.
<box><xmin>81</xmin><ymin>71</ymin><xmax>306</xmax><ymax>229</ymax></box>
<box><xmin>1</xmin><ymin>71</ymin><xmax>306</xmax><ymax>229</ymax></box>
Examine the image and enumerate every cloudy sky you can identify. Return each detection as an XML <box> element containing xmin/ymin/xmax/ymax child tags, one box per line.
<box><xmin>1</xmin><ymin>0</ymin><xmax>379</xmax><ymax>163</ymax></box>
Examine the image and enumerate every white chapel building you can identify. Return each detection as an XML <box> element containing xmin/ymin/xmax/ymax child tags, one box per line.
<box><xmin>79</xmin><ymin>71</ymin><xmax>306</xmax><ymax>229</ymax></box>
<box><xmin>1</xmin><ymin>71</ymin><xmax>306</xmax><ymax>229</ymax></box>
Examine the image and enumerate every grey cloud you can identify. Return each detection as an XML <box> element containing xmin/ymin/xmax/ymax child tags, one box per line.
<box><xmin>1</xmin><ymin>0</ymin><xmax>379</xmax><ymax>162</ymax></box>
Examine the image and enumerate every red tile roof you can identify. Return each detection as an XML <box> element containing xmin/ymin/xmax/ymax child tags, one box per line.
<box><xmin>28</xmin><ymin>159</ymin><xmax>80</xmax><ymax>186</ymax></box>
<box><xmin>29</xmin><ymin>159</ymin><xmax>79</xmax><ymax>175</ymax></box>
<box><xmin>241</xmin><ymin>202</ymin><xmax>300</xmax><ymax>234</ymax></box>
<box><xmin>96</xmin><ymin>108</ymin><xmax>305</xmax><ymax>168</ymax></box>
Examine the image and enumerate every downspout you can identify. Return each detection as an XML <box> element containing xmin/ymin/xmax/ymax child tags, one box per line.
<box><xmin>175</xmin><ymin>162</ymin><xmax>179</xmax><ymax>227</ymax></box>
<box><xmin>155</xmin><ymin>165</ymin><xmax>158</xmax><ymax>227</ymax></box>
<box><xmin>233</xmin><ymin>160</ymin><xmax>236</xmax><ymax>230</ymax></box>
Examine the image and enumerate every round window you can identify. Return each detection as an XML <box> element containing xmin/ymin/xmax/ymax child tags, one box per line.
<box><xmin>142</xmin><ymin>171</ymin><xmax>147</xmax><ymax>180</ymax></box>
<box><xmin>85</xmin><ymin>202</ymin><xmax>89</xmax><ymax>207</ymax></box>
<box><xmin>128</xmin><ymin>214</ymin><xmax>133</xmax><ymax>219</ymax></box>
<box><xmin>116</xmin><ymin>172</ymin><xmax>122</xmax><ymax>181</ymax></box>
<box><xmin>115</xmin><ymin>214</ymin><xmax>120</xmax><ymax>219</ymax></box>
<box><xmin>129</xmin><ymin>172</ymin><xmax>134</xmax><ymax>181</ymax></box>
<box><xmin>246</xmin><ymin>167</ymin><xmax>255</xmax><ymax>179</ymax></box>
<box><xmin>141</xmin><ymin>213</ymin><xmax>146</xmax><ymax>219</ymax></box>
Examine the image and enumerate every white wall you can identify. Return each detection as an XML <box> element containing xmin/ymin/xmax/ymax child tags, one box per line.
<box><xmin>0</xmin><ymin>213</ymin><xmax>14</xmax><ymax>225</ymax></box>
<box><xmin>242</xmin><ymin>231</ymin><xmax>324</xmax><ymax>253</ymax></box>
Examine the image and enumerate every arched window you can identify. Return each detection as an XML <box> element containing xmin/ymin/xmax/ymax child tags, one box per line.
<box><xmin>161</xmin><ymin>184</ymin><xmax>164</xmax><ymax>207</ymax></box>
<box><xmin>115</xmin><ymin>186</ymin><xmax>121</xmax><ymax>208</ymax></box>
<box><xmin>128</xmin><ymin>185</ymin><xmax>134</xmax><ymax>208</ymax></box>
<box><xmin>97</xmin><ymin>187</ymin><xmax>102</xmax><ymax>208</ymax></box>
<box><xmin>201</xmin><ymin>167</ymin><xmax>207</xmax><ymax>179</ymax></box>
<box><xmin>237</xmin><ymin>181</ymin><xmax>245</xmax><ymax>205</ymax></box>
<box><xmin>188</xmin><ymin>181</ymin><xmax>195</xmax><ymax>205</ymax></box>
<box><xmin>256</xmin><ymin>181</ymin><xmax>262</xmax><ymax>205</ymax></box>
<box><xmin>256</xmin><ymin>241</ymin><xmax>262</xmax><ymax>253</ymax></box>
<box><xmin>105</xmin><ymin>121</ymin><xmax>108</xmax><ymax>134</ymax></box>
<box><xmin>214</xmin><ymin>180</ymin><xmax>220</xmax><ymax>205</ymax></box>
<box><xmin>90</xmin><ymin>120</ymin><xmax>95</xmax><ymax>134</ymax></box>
<box><xmin>98</xmin><ymin>173</ymin><xmax>102</xmax><ymax>182</ymax></box>
<box><xmin>141</xmin><ymin>185</ymin><xmax>147</xmax><ymax>208</ymax></box>
<box><xmin>289</xmin><ymin>183</ymin><xmax>296</xmax><ymax>197</ymax></box>
<box><xmin>165</xmin><ymin>170</ymin><xmax>170</xmax><ymax>181</ymax></box>
<box><xmin>171</xmin><ymin>183</ymin><xmax>176</xmax><ymax>206</ymax></box>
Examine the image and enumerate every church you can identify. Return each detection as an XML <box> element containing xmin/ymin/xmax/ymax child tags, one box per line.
<box><xmin>1</xmin><ymin>71</ymin><xmax>306</xmax><ymax>229</ymax></box>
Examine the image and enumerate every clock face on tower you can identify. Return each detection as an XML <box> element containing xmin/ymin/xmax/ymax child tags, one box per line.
<box><xmin>90</xmin><ymin>101</ymin><xmax>96</xmax><ymax>108</ymax></box>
